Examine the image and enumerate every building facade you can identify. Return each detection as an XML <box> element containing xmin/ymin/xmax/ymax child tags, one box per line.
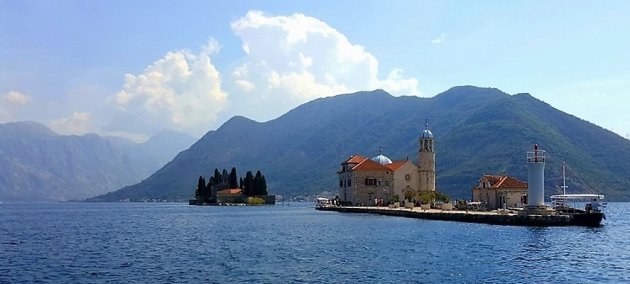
<box><xmin>471</xmin><ymin>175</ymin><xmax>528</xmax><ymax>210</ymax></box>
<box><xmin>338</xmin><ymin>155</ymin><xmax>394</xmax><ymax>205</ymax></box>
<box><xmin>338</xmin><ymin>124</ymin><xmax>436</xmax><ymax>205</ymax></box>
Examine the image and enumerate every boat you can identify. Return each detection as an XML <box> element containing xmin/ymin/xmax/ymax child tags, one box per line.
<box><xmin>550</xmin><ymin>162</ymin><xmax>606</xmax><ymax>227</ymax></box>
<box><xmin>315</xmin><ymin>197</ymin><xmax>333</xmax><ymax>209</ymax></box>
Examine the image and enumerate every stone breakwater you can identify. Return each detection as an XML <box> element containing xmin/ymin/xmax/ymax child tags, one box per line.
<box><xmin>316</xmin><ymin>206</ymin><xmax>577</xmax><ymax>226</ymax></box>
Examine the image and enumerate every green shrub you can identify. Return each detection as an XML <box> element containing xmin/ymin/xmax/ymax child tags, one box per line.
<box><xmin>247</xmin><ymin>197</ymin><xmax>266</xmax><ymax>205</ymax></box>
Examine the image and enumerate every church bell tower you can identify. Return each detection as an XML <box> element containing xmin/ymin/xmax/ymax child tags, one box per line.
<box><xmin>418</xmin><ymin>121</ymin><xmax>436</xmax><ymax>192</ymax></box>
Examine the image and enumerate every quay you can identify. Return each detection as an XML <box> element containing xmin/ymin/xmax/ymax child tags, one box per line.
<box><xmin>316</xmin><ymin>206</ymin><xmax>579</xmax><ymax>227</ymax></box>
<box><xmin>328</xmin><ymin>124</ymin><xmax>605</xmax><ymax>227</ymax></box>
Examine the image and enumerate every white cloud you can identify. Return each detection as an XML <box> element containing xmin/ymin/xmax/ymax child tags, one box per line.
<box><xmin>226</xmin><ymin>11</ymin><xmax>419</xmax><ymax>120</ymax></box>
<box><xmin>380</xmin><ymin>69</ymin><xmax>421</xmax><ymax>95</ymax></box>
<box><xmin>0</xmin><ymin>90</ymin><xmax>32</xmax><ymax>122</ymax></box>
<box><xmin>432</xmin><ymin>34</ymin><xmax>446</xmax><ymax>44</ymax></box>
<box><xmin>51</xmin><ymin>112</ymin><xmax>92</xmax><ymax>135</ymax></box>
<box><xmin>108</xmin><ymin>38</ymin><xmax>228</xmax><ymax>137</ymax></box>
<box><xmin>234</xmin><ymin>79</ymin><xmax>256</xmax><ymax>93</ymax></box>
<box><xmin>3</xmin><ymin>90</ymin><xmax>32</xmax><ymax>105</ymax></box>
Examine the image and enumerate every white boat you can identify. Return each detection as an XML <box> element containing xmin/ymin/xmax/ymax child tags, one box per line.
<box><xmin>550</xmin><ymin>162</ymin><xmax>606</xmax><ymax>226</ymax></box>
<box><xmin>316</xmin><ymin>197</ymin><xmax>332</xmax><ymax>209</ymax></box>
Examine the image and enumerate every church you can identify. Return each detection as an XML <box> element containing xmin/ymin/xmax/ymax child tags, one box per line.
<box><xmin>337</xmin><ymin>124</ymin><xmax>436</xmax><ymax>205</ymax></box>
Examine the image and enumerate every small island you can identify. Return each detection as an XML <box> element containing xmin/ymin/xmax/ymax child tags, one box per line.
<box><xmin>189</xmin><ymin>167</ymin><xmax>275</xmax><ymax>205</ymax></box>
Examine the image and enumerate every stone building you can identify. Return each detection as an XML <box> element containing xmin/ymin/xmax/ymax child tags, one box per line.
<box><xmin>472</xmin><ymin>175</ymin><xmax>528</xmax><ymax>210</ymax></box>
<box><xmin>338</xmin><ymin>124</ymin><xmax>436</xmax><ymax>205</ymax></box>
<box><xmin>338</xmin><ymin>155</ymin><xmax>394</xmax><ymax>205</ymax></box>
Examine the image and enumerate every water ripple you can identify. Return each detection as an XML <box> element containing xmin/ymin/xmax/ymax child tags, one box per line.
<box><xmin>1</xmin><ymin>202</ymin><xmax>629</xmax><ymax>283</ymax></box>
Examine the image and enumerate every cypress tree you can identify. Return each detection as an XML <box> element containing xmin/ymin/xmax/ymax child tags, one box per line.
<box><xmin>213</xmin><ymin>169</ymin><xmax>221</xmax><ymax>186</ymax></box>
<box><xmin>208</xmin><ymin>171</ymin><xmax>215</xmax><ymax>186</ymax></box>
<box><xmin>254</xmin><ymin>170</ymin><xmax>263</xmax><ymax>195</ymax></box>
<box><xmin>222</xmin><ymin>169</ymin><xmax>228</xmax><ymax>183</ymax></box>
<box><xmin>239</xmin><ymin>177</ymin><xmax>244</xmax><ymax>189</ymax></box>
<box><xmin>196</xmin><ymin>176</ymin><xmax>205</xmax><ymax>199</ymax></box>
<box><xmin>244</xmin><ymin>171</ymin><xmax>254</xmax><ymax>196</ymax></box>
<box><xmin>229</xmin><ymin>167</ymin><xmax>238</xmax><ymax>188</ymax></box>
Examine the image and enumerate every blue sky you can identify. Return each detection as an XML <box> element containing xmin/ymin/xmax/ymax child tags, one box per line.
<box><xmin>1</xmin><ymin>1</ymin><xmax>629</xmax><ymax>141</ymax></box>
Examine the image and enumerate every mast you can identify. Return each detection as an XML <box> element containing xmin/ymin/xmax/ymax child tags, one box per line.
<box><xmin>561</xmin><ymin>162</ymin><xmax>568</xmax><ymax>195</ymax></box>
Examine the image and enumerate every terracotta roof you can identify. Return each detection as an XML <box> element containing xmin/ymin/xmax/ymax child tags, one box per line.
<box><xmin>352</xmin><ymin>158</ymin><xmax>391</xmax><ymax>171</ymax></box>
<box><xmin>342</xmin><ymin>155</ymin><xmax>368</xmax><ymax>165</ymax></box>
<box><xmin>385</xmin><ymin>160</ymin><xmax>408</xmax><ymax>171</ymax></box>
<box><xmin>480</xmin><ymin>175</ymin><xmax>527</xmax><ymax>189</ymax></box>
<box><xmin>217</xmin><ymin>188</ymin><xmax>242</xmax><ymax>196</ymax></box>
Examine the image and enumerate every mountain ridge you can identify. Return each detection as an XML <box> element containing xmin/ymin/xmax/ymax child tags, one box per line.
<box><xmin>91</xmin><ymin>86</ymin><xmax>630</xmax><ymax>201</ymax></box>
<box><xmin>0</xmin><ymin>122</ymin><xmax>196</xmax><ymax>201</ymax></box>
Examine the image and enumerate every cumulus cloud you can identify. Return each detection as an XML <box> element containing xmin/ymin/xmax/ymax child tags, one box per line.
<box><xmin>51</xmin><ymin>112</ymin><xmax>92</xmax><ymax>135</ymax></box>
<box><xmin>108</xmin><ymin>38</ymin><xmax>228</xmax><ymax>137</ymax></box>
<box><xmin>3</xmin><ymin>90</ymin><xmax>32</xmax><ymax>105</ymax></box>
<box><xmin>1</xmin><ymin>90</ymin><xmax>32</xmax><ymax>122</ymax></box>
<box><xmin>226</xmin><ymin>11</ymin><xmax>419</xmax><ymax>120</ymax></box>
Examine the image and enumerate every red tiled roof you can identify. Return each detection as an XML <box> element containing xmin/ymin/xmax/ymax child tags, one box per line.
<box><xmin>481</xmin><ymin>175</ymin><xmax>527</xmax><ymax>189</ymax></box>
<box><xmin>218</xmin><ymin>188</ymin><xmax>242</xmax><ymax>196</ymax></box>
<box><xmin>342</xmin><ymin>155</ymin><xmax>368</xmax><ymax>165</ymax></box>
<box><xmin>352</xmin><ymin>158</ymin><xmax>391</xmax><ymax>171</ymax></box>
<box><xmin>385</xmin><ymin>160</ymin><xmax>408</xmax><ymax>171</ymax></box>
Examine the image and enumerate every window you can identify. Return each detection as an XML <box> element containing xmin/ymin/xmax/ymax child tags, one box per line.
<box><xmin>339</xmin><ymin>180</ymin><xmax>343</xmax><ymax>188</ymax></box>
<box><xmin>377</xmin><ymin>180</ymin><xmax>383</xmax><ymax>186</ymax></box>
<box><xmin>365</xmin><ymin>178</ymin><xmax>377</xmax><ymax>186</ymax></box>
<box><xmin>347</xmin><ymin>179</ymin><xmax>352</xmax><ymax>187</ymax></box>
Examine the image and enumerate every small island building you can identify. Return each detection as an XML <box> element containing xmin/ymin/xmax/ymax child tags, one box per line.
<box><xmin>338</xmin><ymin>124</ymin><xmax>436</xmax><ymax>205</ymax></box>
<box><xmin>471</xmin><ymin>175</ymin><xmax>528</xmax><ymax>210</ymax></box>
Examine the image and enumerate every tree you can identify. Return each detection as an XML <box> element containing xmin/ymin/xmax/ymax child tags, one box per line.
<box><xmin>213</xmin><ymin>169</ymin><xmax>221</xmax><ymax>186</ymax></box>
<box><xmin>244</xmin><ymin>171</ymin><xmax>254</xmax><ymax>196</ymax></box>
<box><xmin>207</xmin><ymin>173</ymin><xmax>214</xmax><ymax>186</ymax></box>
<box><xmin>222</xmin><ymin>169</ymin><xmax>228</xmax><ymax>183</ymax></box>
<box><xmin>404</xmin><ymin>189</ymin><xmax>416</xmax><ymax>201</ymax></box>
<box><xmin>196</xmin><ymin>176</ymin><xmax>205</xmax><ymax>199</ymax></box>
<box><xmin>228</xmin><ymin>167</ymin><xmax>238</xmax><ymax>188</ymax></box>
<box><xmin>239</xmin><ymin>177</ymin><xmax>244</xmax><ymax>189</ymax></box>
<box><xmin>253</xmin><ymin>170</ymin><xmax>263</xmax><ymax>195</ymax></box>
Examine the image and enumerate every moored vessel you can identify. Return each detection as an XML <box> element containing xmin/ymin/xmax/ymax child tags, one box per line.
<box><xmin>551</xmin><ymin>162</ymin><xmax>606</xmax><ymax>227</ymax></box>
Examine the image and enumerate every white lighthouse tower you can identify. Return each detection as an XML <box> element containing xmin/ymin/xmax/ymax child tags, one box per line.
<box><xmin>525</xmin><ymin>144</ymin><xmax>551</xmax><ymax>214</ymax></box>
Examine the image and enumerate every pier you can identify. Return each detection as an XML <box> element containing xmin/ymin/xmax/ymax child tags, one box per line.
<box><xmin>316</xmin><ymin>206</ymin><xmax>580</xmax><ymax>226</ymax></box>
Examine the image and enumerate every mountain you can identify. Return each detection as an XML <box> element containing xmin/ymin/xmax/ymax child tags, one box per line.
<box><xmin>90</xmin><ymin>86</ymin><xmax>630</xmax><ymax>202</ymax></box>
<box><xmin>107</xmin><ymin>130</ymin><xmax>197</xmax><ymax>178</ymax></box>
<box><xmin>0</xmin><ymin>122</ymin><xmax>195</xmax><ymax>201</ymax></box>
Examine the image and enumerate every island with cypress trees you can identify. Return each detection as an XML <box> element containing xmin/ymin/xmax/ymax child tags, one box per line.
<box><xmin>189</xmin><ymin>167</ymin><xmax>275</xmax><ymax>205</ymax></box>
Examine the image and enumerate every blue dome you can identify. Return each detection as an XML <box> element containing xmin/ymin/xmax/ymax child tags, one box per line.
<box><xmin>421</xmin><ymin>129</ymin><xmax>433</xmax><ymax>139</ymax></box>
<box><xmin>371</xmin><ymin>154</ymin><xmax>392</xmax><ymax>165</ymax></box>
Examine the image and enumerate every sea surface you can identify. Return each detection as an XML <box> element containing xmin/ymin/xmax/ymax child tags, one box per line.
<box><xmin>1</xmin><ymin>202</ymin><xmax>629</xmax><ymax>283</ymax></box>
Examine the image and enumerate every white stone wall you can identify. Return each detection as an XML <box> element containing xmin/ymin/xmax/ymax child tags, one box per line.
<box><xmin>392</xmin><ymin>161</ymin><xmax>419</xmax><ymax>199</ymax></box>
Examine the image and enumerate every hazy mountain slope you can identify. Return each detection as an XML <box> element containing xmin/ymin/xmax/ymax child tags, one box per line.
<box><xmin>109</xmin><ymin>130</ymin><xmax>197</xmax><ymax>178</ymax></box>
<box><xmin>91</xmin><ymin>86</ymin><xmax>630</xmax><ymax>201</ymax></box>
<box><xmin>0</xmin><ymin>122</ymin><xmax>196</xmax><ymax>201</ymax></box>
<box><xmin>0</xmin><ymin>122</ymin><xmax>141</xmax><ymax>201</ymax></box>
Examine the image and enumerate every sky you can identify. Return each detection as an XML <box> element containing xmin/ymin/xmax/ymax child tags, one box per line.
<box><xmin>1</xmin><ymin>1</ymin><xmax>629</xmax><ymax>142</ymax></box>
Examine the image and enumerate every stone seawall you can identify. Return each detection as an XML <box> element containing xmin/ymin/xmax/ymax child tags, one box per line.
<box><xmin>317</xmin><ymin>206</ymin><xmax>575</xmax><ymax>226</ymax></box>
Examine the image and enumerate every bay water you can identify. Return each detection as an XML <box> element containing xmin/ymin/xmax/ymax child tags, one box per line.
<box><xmin>2</xmin><ymin>202</ymin><xmax>629</xmax><ymax>283</ymax></box>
